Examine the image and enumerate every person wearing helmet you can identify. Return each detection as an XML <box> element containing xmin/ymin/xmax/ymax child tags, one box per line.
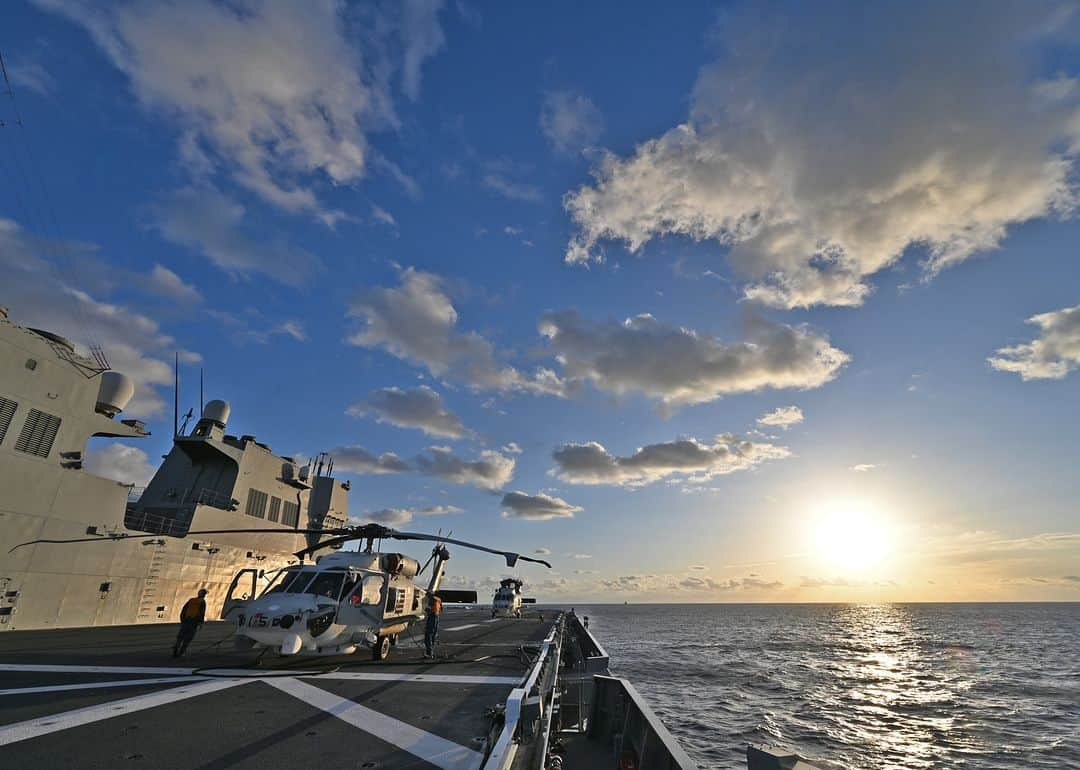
<box><xmin>173</xmin><ymin>588</ymin><xmax>208</xmax><ymax>658</ymax></box>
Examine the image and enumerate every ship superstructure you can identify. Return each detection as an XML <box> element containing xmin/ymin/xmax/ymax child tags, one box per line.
<box><xmin>0</xmin><ymin>307</ymin><xmax>348</xmax><ymax>630</ymax></box>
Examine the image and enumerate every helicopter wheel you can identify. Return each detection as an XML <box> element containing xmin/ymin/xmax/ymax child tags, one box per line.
<box><xmin>389</xmin><ymin>634</ymin><xmax>398</xmax><ymax>647</ymax></box>
<box><xmin>372</xmin><ymin>635</ymin><xmax>391</xmax><ymax>661</ymax></box>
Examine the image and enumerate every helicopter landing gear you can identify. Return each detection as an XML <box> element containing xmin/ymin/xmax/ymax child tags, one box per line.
<box><xmin>372</xmin><ymin>635</ymin><xmax>391</xmax><ymax>661</ymax></box>
<box><xmin>389</xmin><ymin>633</ymin><xmax>398</xmax><ymax>647</ymax></box>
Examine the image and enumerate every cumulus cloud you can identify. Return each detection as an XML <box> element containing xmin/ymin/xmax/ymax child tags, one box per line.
<box><xmin>988</xmin><ymin>305</ymin><xmax>1080</xmax><ymax>380</ymax></box>
<box><xmin>540</xmin><ymin>90</ymin><xmax>604</xmax><ymax>155</ymax></box>
<box><xmin>355</xmin><ymin>503</ymin><xmax>462</xmax><ymax>527</ymax></box>
<box><xmin>501</xmin><ymin>491</ymin><xmax>581</xmax><ymax>521</ymax></box>
<box><xmin>534</xmin><ymin>547</ymin><xmax>552</xmax><ymax>555</ymax></box>
<box><xmin>757</xmin><ymin>405</ymin><xmax>804</xmax><ymax>430</ymax></box>
<box><xmin>0</xmin><ymin>218</ymin><xmax>193</xmax><ymax>417</ymax></box>
<box><xmin>84</xmin><ymin>443</ymin><xmax>157</xmax><ymax>486</ymax></box>
<box><xmin>539</xmin><ymin>311</ymin><xmax>847</xmax><ymax>409</ymax></box>
<box><xmin>850</xmin><ymin>463</ymin><xmax>877</xmax><ymax>473</ymax></box>
<box><xmin>563</xmin><ymin>2</ymin><xmax>1080</xmax><ymax>308</ymax></box>
<box><xmin>347</xmin><ymin>267</ymin><xmax>565</xmax><ymax>395</ymax></box>
<box><xmin>38</xmin><ymin>0</ymin><xmax>444</xmax><ymax>223</ymax></box>
<box><xmin>414</xmin><ymin>446</ymin><xmax>515</xmax><ymax>490</ymax></box>
<box><xmin>551</xmin><ymin>434</ymin><xmax>790</xmax><ymax>487</ymax></box>
<box><xmin>349</xmin><ymin>385</ymin><xmax>468</xmax><ymax>439</ymax></box>
<box><xmin>326</xmin><ymin>442</ymin><xmax>514</xmax><ymax>490</ymax></box>
<box><xmin>150</xmin><ymin>186</ymin><xmax>322</xmax><ymax>285</ymax></box>
<box><xmin>144</xmin><ymin>264</ymin><xmax>201</xmax><ymax>303</ymax></box>
<box><xmin>329</xmin><ymin>446</ymin><xmax>412</xmax><ymax>476</ymax></box>
<box><xmin>679</xmin><ymin>575</ymin><xmax>782</xmax><ymax>591</ymax></box>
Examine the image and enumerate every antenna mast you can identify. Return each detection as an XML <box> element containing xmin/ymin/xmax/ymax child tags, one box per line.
<box><xmin>173</xmin><ymin>352</ymin><xmax>179</xmax><ymax>438</ymax></box>
<box><xmin>199</xmin><ymin>368</ymin><xmax>204</xmax><ymax>417</ymax></box>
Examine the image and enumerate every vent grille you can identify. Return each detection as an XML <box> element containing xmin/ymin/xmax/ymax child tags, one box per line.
<box><xmin>245</xmin><ymin>488</ymin><xmax>268</xmax><ymax>518</ymax></box>
<box><xmin>14</xmin><ymin>408</ymin><xmax>61</xmax><ymax>458</ymax></box>
<box><xmin>0</xmin><ymin>397</ymin><xmax>16</xmax><ymax>444</ymax></box>
<box><xmin>268</xmin><ymin>496</ymin><xmax>281</xmax><ymax>523</ymax></box>
<box><xmin>282</xmin><ymin>500</ymin><xmax>299</xmax><ymax>527</ymax></box>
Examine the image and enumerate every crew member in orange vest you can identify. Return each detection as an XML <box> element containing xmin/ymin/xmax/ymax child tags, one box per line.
<box><xmin>173</xmin><ymin>588</ymin><xmax>207</xmax><ymax>658</ymax></box>
<box><xmin>424</xmin><ymin>593</ymin><xmax>442</xmax><ymax>658</ymax></box>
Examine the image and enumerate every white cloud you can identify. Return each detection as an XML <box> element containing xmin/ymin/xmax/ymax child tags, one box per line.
<box><xmin>483</xmin><ymin>173</ymin><xmax>542</xmax><ymax>202</ymax></box>
<box><xmin>37</xmin><ymin>0</ymin><xmax>443</xmax><ymax>223</ymax></box>
<box><xmin>326</xmin><ymin>442</ymin><xmax>514</xmax><ymax>490</ymax></box>
<box><xmin>569</xmin><ymin>553</ymin><xmax>592</xmax><ymax>559</ymax></box>
<box><xmin>552</xmin><ymin>434</ymin><xmax>790</xmax><ymax>487</ymax></box>
<box><xmin>679</xmin><ymin>575</ymin><xmax>782</xmax><ymax>591</ymax></box>
<box><xmin>563</xmin><ymin>3</ymin><xmax>1080</xmax><ymax>308</ymax></box>
<box><xmin>354</xmin><ymin>503</ymin><xmax>462</xmax><ymax>527</ymax></box>
<box><xmin>0</xmin><ymin>218</ymin><xmax>192</xmax><ymax>417</ymax></box>
<box><xmin>7</xmin><ymin>59</ymin><xmax>55</xmax><ymax>96</ymax></box>
<box><xmin>150</xmin><ymin>186</ymin><xmax>322</xmax><ymax>285</ymax></box>
<box><xmin>988</xmin><ymin>305</ymin><xmax>1080</xmax><ymax>380</ymax></box>
<box><xmin>534</xmin><ymin>547</ymin><xmax>551</xmax><ymax>555</ymax></box>
<box><xmin>502</xmin><ymin>442</ymin><xmax>523</xmax><ymax>454</ymax></box>
<box><xmin>850</xmin><ymin>463</ymin><xmax>877</xmax><ymax>473</ymax></box>
<box><xmin>348</xmin><ymin>385</ymin><xmax>468</xmax><ymax>438</ymax></box>
<box><xmin>540</xmin><ymin>90</ymin><xmax>604</xmax><ymax>155</ymax></box>
<box><xmin>347</xmin><ymin>267</ymin><xmax>566</xmax><ymax>395</ymax></box>
<box><xmin>328</xmin><ymin>446</ymin><xmax>412</xmax><ymax>475</ymax></box>
<box><xmin>501</xmin><ymin>491</ymin><xmax>581</xmax><ymax>521</ymax></box>
<box><xmin>84</xmin><ymin>443</ymin><xmax>157</xmax><ymax>486</ymax></box>
<box><xmin>539</xmin><ymin>310</ymin><xmax>848</xmax><ymax>409</ymax></box>
<box><xmin>144</xmin><ymin>264</ymin><xmax>201</xmax><ymax>303</ymax></box>
<box><xmin>757</xmin><ymin>405</ymin><xmax>804</xmax><ymax>430</ymax></box>
<box><xmin>415</xmin><ymin>446</ymin><xmax>514</xmax><ymax>490</ymax></box>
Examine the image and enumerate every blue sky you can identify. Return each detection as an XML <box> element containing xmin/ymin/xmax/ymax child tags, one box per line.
<box><xmin>3</xmin><ymin>0</ymin><xmax>1079</xmax><ymax>601</ymax></box>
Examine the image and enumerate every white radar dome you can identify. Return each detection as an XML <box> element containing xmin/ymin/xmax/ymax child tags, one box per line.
<box><xmin>202</xmin><ymin>399</ymin><xmax>231</xmax><ymax>427</ymax></box>
<box><xmin>96</xmin><ymin>371</ymin><xmax>135</xmax><ymax>417</ymax></box>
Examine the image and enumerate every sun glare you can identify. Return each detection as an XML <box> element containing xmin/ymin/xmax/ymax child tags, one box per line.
<box><xmin>811</xmin><ymin>501</ymin><xmax>895</xmax><ymax>573</ymax></box>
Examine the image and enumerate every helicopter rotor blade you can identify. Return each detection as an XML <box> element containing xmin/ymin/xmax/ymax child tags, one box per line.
<box><xmin>8</xmin><ymin>527</ymin><xmax>351</xmax><ymax>554</ymax></box>
<box><xmin>386</xmin><ymin>530</ymin><xmax>553</xmax><ymax>569</ymax></box>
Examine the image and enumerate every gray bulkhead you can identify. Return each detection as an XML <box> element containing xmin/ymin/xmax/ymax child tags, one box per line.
<box><xmin>0</xmin><ymin>310</ymin><xmax>349</xmax><ymax>630</ymax></box>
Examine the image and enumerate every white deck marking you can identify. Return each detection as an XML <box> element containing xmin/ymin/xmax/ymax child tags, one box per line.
<box><xmin>305</xmin><ymin>672</ymin><xmax>519</xmax><ymax>685</ymax></box>
<box><xmin>268</xmin><ymin>677</ymin><xmax>483</xmax><ymax>770</ymax></box>
<box><xmin>443</xmin><ymin>623</ymin><xmax>484</xmax><ymax>631</ymax></box>
<box><xmin>0</xmin><ymin>675</ymin><xmax>209</xmax><ymax>696</ymax></box>
<box><xmin>0</xmin><ymin>663</ymin><xmax>194</xmax><ymax>675</ymax></box>
<box><xmin>0</xmin><ymin>678</ymin><xmax>246</xmax><ymax>746</ymax></box>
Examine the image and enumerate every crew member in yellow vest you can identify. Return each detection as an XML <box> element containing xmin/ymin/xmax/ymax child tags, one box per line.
<box><xmin>173</xmin><ymin>589</ymin><xmax>208</xmax><ymax>658</ymax></box>
<box><xmin>424</xmin><ymin>594</ymin><xmax>442</xmax><ymax>658</ymax></box>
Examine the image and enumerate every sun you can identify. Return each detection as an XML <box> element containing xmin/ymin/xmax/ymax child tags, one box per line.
<box><xmin>811</xmin><ymin>500</ymin><xmax>895</xmax><ymax>573</ymax></box>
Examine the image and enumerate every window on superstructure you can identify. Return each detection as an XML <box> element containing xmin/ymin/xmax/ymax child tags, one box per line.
<box><xmin>244</xmin><ymin>489</ymin><xmax>268</xmax><ymax>518</ymax></box>
<box><xmin>14</xmin><ymin>408</ymin><xmax>61</xmax><ymax>458</ymax></box>
<box><xmin>0</xmin><ymin>396</ymin><xmax>17</xmax><ymax>444</ymax></box>
<box><xmin>268</xmin><ymin>496</ymin><xmax>281</xmax><ymax>523</ymax></box>
<box><xmin>281</xmin><ymin>500</ymin><xmax>299</xmax><ymax>527</ymax></box>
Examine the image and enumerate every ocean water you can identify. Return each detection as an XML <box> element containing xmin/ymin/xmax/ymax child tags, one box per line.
<box><xmin>572</xmin><ymin>603</ymin><xmax>1080</xmax><ymax>769</ymax></box>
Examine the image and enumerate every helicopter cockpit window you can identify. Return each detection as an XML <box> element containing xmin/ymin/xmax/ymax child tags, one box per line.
<box><xmin>281</xmin><ymin>570</ymin><xmax>317</xmax><ymax>594</ymax></box>
<box><xmin>304</xmin><ymin>572</ymin><xmax>346</xmax><ymax>600</ymax></box>
<box><xmin>263</xmin><ymin>568</ymin><xmax>303</xmax><ymax>596</ymax></box>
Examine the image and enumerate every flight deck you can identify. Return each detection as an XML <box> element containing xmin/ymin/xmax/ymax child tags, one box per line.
<box><xmin>0</xmin><ymin>609</ymin><xmax>557</xmax><ymax>769</ymax></box>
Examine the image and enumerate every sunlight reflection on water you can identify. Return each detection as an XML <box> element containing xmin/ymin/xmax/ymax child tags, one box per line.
<box><xmin>576</xmin><ymin>602</ymin><xmax>1079</xmax><ymax>769</ymax></box>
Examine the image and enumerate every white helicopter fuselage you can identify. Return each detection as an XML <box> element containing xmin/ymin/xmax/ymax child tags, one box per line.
<box><xmin>492</xmin><ymin>588</ymin><xmax>523</xmax><ymax>618</ymax></box>
<box><xmin>224</xmin><ymin>550</ymin><xmax>432</xmax><ymax>657</ymax></box>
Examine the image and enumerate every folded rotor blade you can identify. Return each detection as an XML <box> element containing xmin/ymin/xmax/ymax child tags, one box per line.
<box><xmin>8</xmin><ymin>527</ymin><xmax>349</xmax><ymax>554</ymax></box>
<box><xmin>388</xmin><ymin>530</ymin><xmax>553</xmax><ymax>568</ymax></box>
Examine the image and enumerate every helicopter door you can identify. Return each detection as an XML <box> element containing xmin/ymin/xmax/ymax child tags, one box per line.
<box><xmin>221</xmin><ymin>568</ymin><xmax>260</xmax><ymax>620</ymax></box>
<box><xmin>336</xmin><ymin>574</ymin><xmax>386</xmax><ymax>626</ymax></box>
